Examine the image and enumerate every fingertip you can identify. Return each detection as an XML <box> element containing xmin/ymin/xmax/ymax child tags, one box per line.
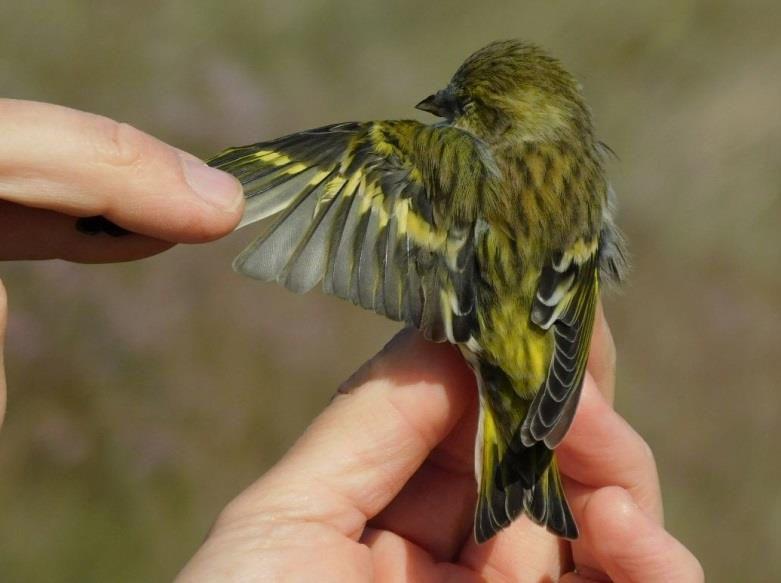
<box><xmin>91</xmin><ymin>118</ymin><xmax>244</xmax><ymax>242</ymax></box>
<box><xmin>368</xmin><ymin>329</ymin><xmax>472</xmax><ymax>392</ymax></box>
<box><xmin>577</xmin><ymin>487</ymin><xmax>646</xmax><ymax>581</ymax></box>
<box><xmin>102</xmin><ymin>147</ymin><xmax>244</xmax><ymax>245</ymax></box>
<box><xmin>178</xmin><ymin>151</ymin><xmax>245</xmax><ymax>235</ymax></box>
<box><xmin>339</xmin><ymin>328</ymin><xmax>471</xmax><ymax>401</ymax></box>
<box><xmin>582</xmin><ymin>487</ymin><xmax>704</xmax><ymax>583</ymax></box>
<box><xmin>331</xmin><ymin>329</ymin><xmax>474</xmax><ymax>456</ymax></box>
<box><xmin>582</xmin><ymin>486</ymin><xmax>638</xmax><ymax>541</ymax></box>
<box><xmin>337</xmin><ymin>328</ymin><xmax>419</xmax><ymax>395</ymax></box>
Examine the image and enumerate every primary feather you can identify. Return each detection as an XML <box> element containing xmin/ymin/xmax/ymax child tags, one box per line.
<box><xmin>208</xmin><ymin>39</ymin><xmax>627</xmax><ymax>542</ymax></box>
<box><xmin>210</xmin><ymin>120</ymin><xmax>495</xmax><ymax>343</ymax></box>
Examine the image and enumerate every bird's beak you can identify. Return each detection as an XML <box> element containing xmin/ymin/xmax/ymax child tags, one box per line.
<box><xmin>415</xmin><ymin>90</ymin><xmax>456</xmax><ymax>118</ymax></box>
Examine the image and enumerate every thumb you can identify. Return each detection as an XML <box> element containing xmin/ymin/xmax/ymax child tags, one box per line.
<box><xmin>0</xmin><ymin>99</ymin><xmax>244</xmax><ymax>262</ymax></box>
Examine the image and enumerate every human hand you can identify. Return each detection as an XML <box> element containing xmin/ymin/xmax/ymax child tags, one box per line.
<box><xmin>0</xmin><ymin>98</ymin><xmax>244</xmax><ymax>263</ymax></box>
<box><xmin>177</xmin><ymin>307</ymin><xmax>704</xmax><ymax>582</ymax></box>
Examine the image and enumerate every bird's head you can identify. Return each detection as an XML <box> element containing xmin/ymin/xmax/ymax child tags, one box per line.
<box><xmin>416</xmin><ymin>40</ymin><xmax>592</xmax><ymax>144</ymax></box>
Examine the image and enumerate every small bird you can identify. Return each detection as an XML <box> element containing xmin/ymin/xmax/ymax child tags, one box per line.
<box><xmin>208</xmin><ymin>40</ymin><xmax>627</xmax><ymax>542</ymax></box>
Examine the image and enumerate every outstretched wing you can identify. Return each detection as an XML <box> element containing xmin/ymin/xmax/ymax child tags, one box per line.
<box><xmin>208</xmin><ymin>120</ymin><xmax>497</xmax><ymax>343</ymax></box>
<box><xmin>520</xmin><ymin>242</ymin><xmax>600</xmax><ymax>448</ymax></box>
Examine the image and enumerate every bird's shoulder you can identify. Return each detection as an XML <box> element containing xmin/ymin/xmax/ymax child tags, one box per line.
<box><xmin>367</xmin><ymin>120</ymin><xmax>501</xmax><ymax>220</ymax></box>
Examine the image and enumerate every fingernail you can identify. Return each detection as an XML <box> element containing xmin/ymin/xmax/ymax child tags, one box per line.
<box><xmin>179</xmin><ymin>153</ymin><xmax>243</xmax><ymax>211</ymax></box>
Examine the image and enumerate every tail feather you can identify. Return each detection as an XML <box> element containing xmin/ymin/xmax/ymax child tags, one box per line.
<box><xmin>475</xmin><ymin>405</ymin><xmax>578</xmax><ymax>543</ymax></box>
<box><xmin>474</xmin><ymin>402</ymin><xmax>515</xmax><ymax>542</ymax></box>
<box><xmin>525</xmin><ymin>457</ymin><xmax>578</xmax><ymax>539</ymax></box>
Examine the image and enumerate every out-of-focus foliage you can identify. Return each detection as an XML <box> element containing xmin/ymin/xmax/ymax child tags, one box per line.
<box><xmin>0</xmin><ymin>1</ymin><xmax>778</xmax><ymax>581</ymax></box>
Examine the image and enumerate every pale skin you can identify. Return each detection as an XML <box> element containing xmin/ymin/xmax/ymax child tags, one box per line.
<box><xmin>0</xmin><ymin>99</ymin><xmax>704</xmax><ymax>582</ymax></box>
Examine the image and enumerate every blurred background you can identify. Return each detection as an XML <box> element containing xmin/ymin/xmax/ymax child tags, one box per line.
<box><xmin>1</xmin><ymin>1</ymin><xmax>779</xmax><ymax>580</ymax></box>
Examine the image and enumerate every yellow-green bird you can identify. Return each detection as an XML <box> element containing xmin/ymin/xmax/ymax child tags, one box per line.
<box><xmin>208</xmin><ymin>40</ymin><xmax>627</xmax><ymax>542</ymax></box>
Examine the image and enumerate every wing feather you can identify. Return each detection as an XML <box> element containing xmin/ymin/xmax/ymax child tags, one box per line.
<box><xmin>382</xmin><ymin>211</ymin><xmax>405</xmax><ymax>320</ymax></box>
<box><xmin>323</xmin><ymin>174</ymin><xmax>362</xmax><ymax>297</ymax></box>
<box><xmin>209</xmin><ymin>121</ymin><xmax>495</xmax><ymax>342</ymax></box>
<box><xmin>280</xmin><ymin>170</ymin><xmax>345</xmax><ymax>293</ymax></box>
<box><xmin>231</xmin><ymin>169</ymin><xmax>332</xmax><ymax>284</ymax></box>
<box><xmin>521</xmin><ymin>252</ymin><xmax>599</xmax><ymax>449</ymax></box>
<box><xmin>238</xmin><ymin>166</ymin><xmax>322</xmax><ymax>229</ymax></box>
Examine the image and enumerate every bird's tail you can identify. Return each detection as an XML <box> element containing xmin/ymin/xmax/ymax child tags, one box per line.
<box><xmin>474</xmin><ymin>399</ymin><xmax>578</xmax><ymax>543</ymax></box>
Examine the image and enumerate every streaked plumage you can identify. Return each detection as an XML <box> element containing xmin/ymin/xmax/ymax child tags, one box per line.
<box><xmin>208</xmin><ymin>40</ymin><xmax>627</xmax><ymax>542</ymax></box>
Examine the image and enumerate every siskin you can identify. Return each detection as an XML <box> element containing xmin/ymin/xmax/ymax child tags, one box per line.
<box><xmin>208</xmin><ymin>40</ymin><xmax>627</xmax><ymax>542</ymax></box>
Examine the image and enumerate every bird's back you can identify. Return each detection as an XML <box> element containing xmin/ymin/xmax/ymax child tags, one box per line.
<box><xmin>470</xmin><ymin>136</ymin><xmax>606</xmax><ymax>393</ymax></box>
